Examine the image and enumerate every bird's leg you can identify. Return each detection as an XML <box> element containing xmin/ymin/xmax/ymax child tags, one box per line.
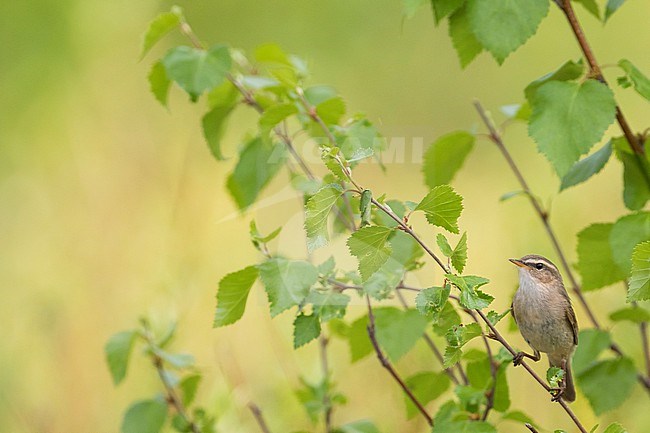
<box><xmin>550</xmin><ymin>360</ymin><xmax>567</xmax><ymax>402</ymax></box>
<box><xmin>513</xmin><ymin>349</ymin><xmax>540</xmax><ymax>366</ymax></box>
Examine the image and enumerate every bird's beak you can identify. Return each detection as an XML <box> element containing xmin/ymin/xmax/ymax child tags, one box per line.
<box><xmin>509</xmin><ymin>258</ymin><xmax>531</xmax><ymax>269</ymax></box>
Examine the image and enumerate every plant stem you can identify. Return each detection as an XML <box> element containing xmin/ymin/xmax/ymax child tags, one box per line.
<box><xmin>365</xmin><ymin>295</ymin><xmax>434</xmax><ymax>426</ymax></box>
<box><xmin>525</xmin><ymin>423</ymin><xmax>540</xmax><ymax>433</ymax></box>
<box><xmin>473</xmin><ymin>100</ymin><xmax>650</xmax><ymax>394</ymax></box>
<box><xmin>319</xmin><ymin>335</ymin><xmax>333</xmax><ymax>433</ymax></box>
<box><xmin>249</xmin><ymin>403</ymin><xmax>272</xmax><ymax>433</ymax></box>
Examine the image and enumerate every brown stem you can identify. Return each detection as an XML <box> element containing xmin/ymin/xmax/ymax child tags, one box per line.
<box><xmin>558</xmin><ymin>0</ymin><xmax>644</xmax><ymax>156</ymax></box>
<box><xmin>319</xmin><ymin>336</ymin><xmax>333</xmax><ymax>433</ymax></box>
<box><xmin>365</xmin><ymin>295</ymin><xmax>433</xmax><ymax>426</ymax></box>
<box><xmin>394</xmin><ymin>289</ymin><xmax>462</xmax><ymax>385</ymax></box>
<box><xmin>474</xmin><ymin>100</ymin><xmax>650</xmax><ymax>394</ymax></box>
<box><xmin>248</xmin><ymin>403</ymin><xmax>272</xmax><ymax>433</ymax></box>
<box><xmin>525</xmin><ymin>423</ymin><xmax>540</xmax><ymax>433</ymax></box>
<box><xmin>642</xmin><ymin>320</ymin><xmax>650</xmax><ymax>385</ymax></box>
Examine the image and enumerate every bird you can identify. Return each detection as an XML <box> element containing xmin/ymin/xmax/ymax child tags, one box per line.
<box><xmin>509</xmin><ymin>254</ymin><xmax>578</xmax><ymax>402</ymax></box>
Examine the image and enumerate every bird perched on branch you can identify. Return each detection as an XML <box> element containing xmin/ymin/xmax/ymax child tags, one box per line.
<box><xmin>510</xmin><ymin>254</ymin><xmax>578</xmax><ymax>402</ymax></box>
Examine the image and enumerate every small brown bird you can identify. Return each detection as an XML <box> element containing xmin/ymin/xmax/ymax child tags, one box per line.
<box><xmin>510</xmin><ymin>254</ymin><xmax>578</xmax><ymax>402</ymax></box>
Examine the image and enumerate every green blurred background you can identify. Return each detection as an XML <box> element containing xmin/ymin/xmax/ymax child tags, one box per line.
<box><xmin>1</xmin><ymin>0</ymin><xmax>649</xmax><ymax>431</ymax></box>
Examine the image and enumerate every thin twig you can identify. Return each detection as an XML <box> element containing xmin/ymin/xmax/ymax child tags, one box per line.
<box><xmin>248</xmin><ymin>403</ymin><xmax>272</xmax><ymax>433</ymax></box>
<box><xmin>365</xmin><ymin>295</ymin><xmax>434</xmax><ymax>426</ymax></box>
<box><xmin>395</xmin><ymin>289</ymin><xmax>462</xmax><ymax>385</ymax></box>
<box><xmin>473</xmin><ymin>100</ymin><xmax>650</xmax><ymax>393</ymax></box>
<box><xmin>525</xmin><ymin>423</ymin><xmax>540</xmax><ymax>433</ymax></box>
<box><xmin>319</xmin><ymin>335</ymin><xmax>333</xmax><ymax>433</ymax></box>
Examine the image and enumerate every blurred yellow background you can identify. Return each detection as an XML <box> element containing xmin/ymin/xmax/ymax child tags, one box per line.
<box><xmin>1</xmin><ymin>0</ymin><xmax>649</xmax><ymax>432</ymax></box>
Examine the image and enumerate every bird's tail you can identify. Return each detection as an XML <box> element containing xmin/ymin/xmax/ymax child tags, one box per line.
<box><xmin>563</xmin><ymin>359</ymin><xmax>576</xmax><ymax>402</ymax></box>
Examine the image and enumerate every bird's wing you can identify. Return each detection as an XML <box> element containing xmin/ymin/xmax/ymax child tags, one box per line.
<box><xmin>510</xmin><ymin>302</ymin><xmax>517</xmax><ymax>324</ymax></box>
<box><xmin>565</xmin><ymin>304</ymin><xmax>579</xmax><ymax>346</ymax></box>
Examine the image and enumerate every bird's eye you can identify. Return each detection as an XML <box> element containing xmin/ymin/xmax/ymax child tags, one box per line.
<box><xmin>535</xmin><ymin>263</ymin><xmax>544</xmax><ymax>270</ymax></box>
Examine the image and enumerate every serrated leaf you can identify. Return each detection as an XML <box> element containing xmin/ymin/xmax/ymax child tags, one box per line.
<box><xmin>308</xmin><ymin>290</ymin><xmax>350</xmax><ymax>322</ymax></box>
<box><xmin>618</xmin><ymin>59</ymin><xmax>650</xmax><ymax>100</ymax></box>
<box><xmin>374</xmin><ymin>307</ymin><xmax>429</xmax><ymax>361</ymax></box>
<box><xmin>610</xmin><ymin>212</ymin><xmax>650</xmax><ymax>274</ymax></box>
<box><xmin>316</xmin><ymin>96</ymin><xmax>346</xmax><ymax>125</ymax></box>
<box><xmin>226</xmin><ymin>136</ymin><xmax>287</xmax><ymax>210</ymax></box>
<box><xmin>339</xmin><ymin>119</ymin><xmax>383</xmax><ymax>162</ymax></box>
<box><xmin>572</xmin><ymin>329</ymin><xmax>611</xmax><ymax>376</ymax></box>
<box><xmin>416</xmin><ymin>286</ymin><xmax>451</xmax><ymax>320</ymax></box>
<box><xmin>576</xmin><ymin>223</ymin><xmax>626</xmax><ymax>290</ymax></box>
<box><xmin>433</xmin><ymin>301</ymin><xmax>462</xmax><ymax>336</ymax></box>
<box><xmin>337</xmin><ymin>420</ymin><xmax>381</xmax><ymax>433</ymax></box>
<box><xmin>141</xmin><ymin>9</ymin><xmax>182</xmax><ymax>59</ymax></box>
<box><xmin>179</xmin><ymin>374</ymin><xmax>201</xmax><ymax>407</ymax></box>
<box><xmin>501</xmin><ymin>410</ymin><xmax>536</xmax><ymax>426</ymax></box>
<box><xmin>431</xmin><ymin>0</ymin><xmax>465</xmax><ymax>23</ymax></box>
<box><xmin>318</xmin><ymin>256</ymin><xmax>336</xmax><ymax>276</ymax></box>
<box><xmin>436</xmin><ymin>233</ymin><xmax>454</xmax><ymax>257</ymax></box>
<box><xmin>259</xmin><ymin>103</ymin><xmax>298</xmax><ymax>134</ymax></box>
<box><xmin>416</xmin><ymin>185</ymin><xmax>463</xmax><ymax>233</ymax></box>
<box><xmin>148</xmin><ymin>61</ymin><xmax>171</xmax><ymax>107</ymax></box>
<box><xmin>466</xmin><ymin>0</ymin><xmax>550</xmax><ymax>64</ymax></box>
<box><xmin>448</xmin><ymin>5</ymin><xmax>483</xmax><ymax>68</ymax></box>
<box><xmin>305</xmin><ymin>184</ymin><xmax>343</xmax><ymax>251</ymax></box>
<box><xmin>577</xmin><ymin>357</ymin><xmax>636</xmax><ymax>415</ymax></box>
<box><xmin>604</xmin><ymin>0</ymin><xmax>626</xmax><ymax>21</ymax></box>
<box><xmin>525</xmin><ymin>60</ymin><xmax>586</xmax><ymax>102</ymax></box>
<box><xmin>560</xmin><ymin>141</ymin><xmax>612</xmax><ymax>191</ymax></box>
<box><xmin>612</xmin><ymin>136</ymin><xmax>650</xmax><ymax>210</ymax></box>
<box><xmin>546</xmin><ymin>367</ymin><xmax>565</xmax><ymax>388</ymax></box>
<box><xmin>423</xmin><ymin>131</ymin><xmax>475</xmax><ymax>188</ymax></box>
<box><xmin>628</xmin><ymin>241</ymin><xmax>650</xmax><ymax>302</ymax></box>
<box><xmin>121</xmin><ymin>399</ymin><xmax>167</xmax><ymax>433</ymax></box>
<box><xmin>105</xmin><ymin>330</ymin><xmax>138</xmax><ymax>385</ymax></box>
<box><xmin>451</xmin><ymin>232</ymin><xmax>468</xmax><ymax>273</ymax></box>
<box><xmin>447</xmin><ymin>274</ymin><xmax>493</xmax><ymax>309</ymax></box>
<box><xmin>347</xmin><ymin>226</ymin><xmax>394</xmax><ymax>280</ymax></box>
<box><xmin>258</xmin><ymin>258</ymin><xmax>318</xmax><ymax>316</ymax></box>
<box><xmin>162</xmin><ymin>45</ymin><xmax>231</xmax><ymax>102</ymax></box>
<box><xmin>404</xmin><ymin>372</ymin><xmax>450</xmax><ymax>419</ymax></box>
<box><xmin>487</xmin><ymin>309</ymin><xmax>509</xmax><ymax>325</ymax></box>
<box><xmin>214</xmin><ymin>265</ymin><xmax>259</xmax><ymax>327</ymax></box>
<box><xmin>529</xmin><ymin>79</ymin><xmax>617</xmax><ymax>177</ymax></box>
<box><xmin>609</xmin><ymin>306</ymin><xmax>650</xmax><ymax>323</ymax></box>
<box><xmin>293</xmin><ymin>313</ymin><xmax>321</xmax><ymax>348</ymax></box>
<box><xmin>202</xmin><ymin>81</ymin><xmax>240</xmax><ymax>160</ymax></box>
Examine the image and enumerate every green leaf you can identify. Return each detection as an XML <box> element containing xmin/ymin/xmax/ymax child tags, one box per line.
<box><xmin>214</xmin><ymin>265</ymin><xmax>259</xmax><ymax>327</ymax></box>
<box><xmin>347</xmin><ymin>226</ymin><xmax>394</xmax><ymax>280</ymax></box>
<box><xmin>612</xmin><ymin>136</ymin><xmax>650</xmax><ymax>211</ymax></box>
<box><xmin>339</xmin><ymin>119</ymin><xmax>383</xmax><ymax>162</ymax></box>
<box><xmin>572</xmin><ymin>329</ymin><xmax>611</xmax><ymax>376</ymax></box>
<box><xmin>603</xmin><ymin>423</ymin><xmax>628</xmax><ymax>433</ymax></box>
<box><xmin>148</xmin><ymin>61</ymin><xmax>172</xmax><ymax>107</ymax></box>
<box><xmin>423</xmin><ymin>131</ymin><xmax>475</xmax><ymax>188</ymax></box>
<box><xmin>447</xmin><ymin>274</ymin><xmax>493</xmax><ymax>309</ymax></box>
<box><xmin>141</xmin><ymin>8</ymin><xmax>182</xmax><ymax>59</ymax></box>
<box><xmin>433</xmin><ymin>301</ymin><xmax>462</xmax><ymax>336</ymax></box>
<box><xmin>250</xmin><ymin>220</ymin><xmax>282</xmax><ymax>244</ymax></box>
<box><xmin>500</xmin><ymin>103</ymin><xmax>531</xmax><ymax>121</ymax></box>
<box><xmin>179</xmin><ymin>374</ymin><xmax>201</xmax><ymax>407</ymax></box>
<box><xmin>374</xmin><ymin>307</ymin><xmax>429</xmax><ymax>361</ymax></box>
<box><xmin>499</xmin><ymin>190</ymin><xmax>526</xmax><ymax>202</ymax></box>
<box><xmin>525</xmin><ymin>61</ymin><xmax>586</xmax><ymax>103</ymax></box>
<box><xmin>403</xmin><ymin>372</ymin><xmax>450</xmax><ymax>419</ymax></box>
<box><xmin>487</xmin><ymin>309</ymin><xmax>509</xmax><ymax>325</ymax></box>
<box><xmin>609</xmin><ymin>306</ymin><xmax>650</xmax><ymax>323</ymax></box>
<box><xmin>560</xmin><ymin>141</ymin><xmax>612</xmax><ymax>191</ymax></box>
<box><xmin>628</xmin><ymin>240</ymin><xmax>650</xmax><ymax>302</ymax></box>
<box><xmin>359</xmin><ymin>189</ymin><xmax>373</xmax><ymax>227</ymax></box>
<box><xmin>403</xmin><ymin>0</ymin><xmax>427</xmax><ymax>18</ymax></box>
<box><xmin>336</xmin><ymin>420</ymin><xmax>381</xmax><ymax>433</ymax></box>
<box><xmin>445</xmin><ymin>323</ymin><xmax>483</xmax><ymax>366</ymax></box>
<box><xmin>416</xmin><ymin>184</ymin><xmax>463</xmax><ymax>233</ymax></box>
<box><xmin>577</xmin><ymin>357</ymin><xmax>637</xmax><ymax>415</ymax></box>
<box><xmin>226</xmin><ymin>136</ymin><xmax>287</xmax><ymax>210</ymax></box>
<box><xmin>529</xmin><ymin>79</ymin><xmax>617</xmax><ymax>177</ymax></box>
<box><xmin>305</xmin><ymin>184</ymin><xmax>343</xmax><ymax>251</ymax></box>
<box><xmin>604</xmin><ymin>0</ymin><xmax>626</xmax><ymax>21</ymax></box>
<box><xmin>293</xmin><ymin>313</ymin><xmax>321</xmax><ymax>348</ymax></box>
<box><xmin>307</xmin><ymin>290</ymin><xmax>350</xmax><ymax>322</ymax></box>
<box><xmin>162</xmin><ymin>45</ymin><xmax>232</xmax><ymax>102</ymax></box>
<box><xmin>493</xmin><ymin>364</ymin><xmax>511</xmax><ymax>412</ymax></box>
<box><xmin>158</xmin><ymin>351</ymin><xmax>195</xmax><ymax>369</ymax></box>
<box><xmin>416</xmin><ymin>286</ymin><xmax>451</xmax><ymax>320</ymax></box>
<box><xmin>121</xmin><ymin>399</ymin><xmax>167</xmax><ymax>433</ymax></box>
<box><xmin>610</xmin><ymin>212</ymin><xmax>650</xmax><ymax>274</ymax></box>
<box><xmin>451</xmin><ymin>232</ymin><xmax>468</xmax><ymax>273</ymax></box>
<box><xmin>618</xmin><ymin>59</ymin><xmax>650</xmax><ymax>100</ymax></box>
<box><xmin>546</xmin><ymin>367</ymin><xmax>565</xmax><ymax>388</ymax></box>
<box><xmin>316</xmin><ymin>96</ymin><xmax>346</xmax><ymax>125</ymax></box>
<box><xmin>202</xmin><ymin>84</ymin><xmax>239</xmax><ymax>160</ymax></box>
<box><xmin>105</xmin><ymin>330</ymin><xmax>138</xmax><ymax>385</ymax></box>
<box><xmin>258</xmin><ymin>258</ymin><xmax>318</xmax><ymax>316</ymax></box>
<box><xmin>574</xmin><ymin>0</ymin><xmax>600</xmax><ymax>19</ymax></box>
<box><xmin>348</xmin><ymin>315</ymin><xmax>373</xmax><ymax>362</ymax></box>
<box><xmin>431</xmin><ymin>0</ymin><xmax>464</xmax><ymax>23</ymax></box>
<box><xmin>259</xmin><ymin>103</ymin><xmax>298</xmax><ymax>134</ymax></box>
<box><xmin>318</xmin><ymin>256</ymin><xmax>336</xmax><ymax>276</ymax></box>
<box><xmin>501</xmin><ymin>410</ymin><xmax>536</xmax><ymax>426</ymax></box>
<box><xmin>466</xmin><ymin>0</ymin><xmax>549</xmax><ymax>64</ymax></box>
<box><xmin>448</xmin><ymin>5</ymin><xmax>483</xmax><ymax>68</ymax></box>
<box><xmin>576</xmin><ymin>223</ymin><xmax>626</xmax><ymax>290</ymax></box>
<box><xmin>437</xmin><ymin>233</ymin><xmax>454</xmax><ymax>257</ymax></box>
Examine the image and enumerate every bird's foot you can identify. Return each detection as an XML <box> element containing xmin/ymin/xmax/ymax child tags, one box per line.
<box><xmin>550</xmin><ymin>383</ymin><xmax>566</xmax><ymax>402</ymax></box>
<box><xmin>513</xmin><ymin>352</ymin><xmax>525</xmax><ymax>366</ymax></box>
